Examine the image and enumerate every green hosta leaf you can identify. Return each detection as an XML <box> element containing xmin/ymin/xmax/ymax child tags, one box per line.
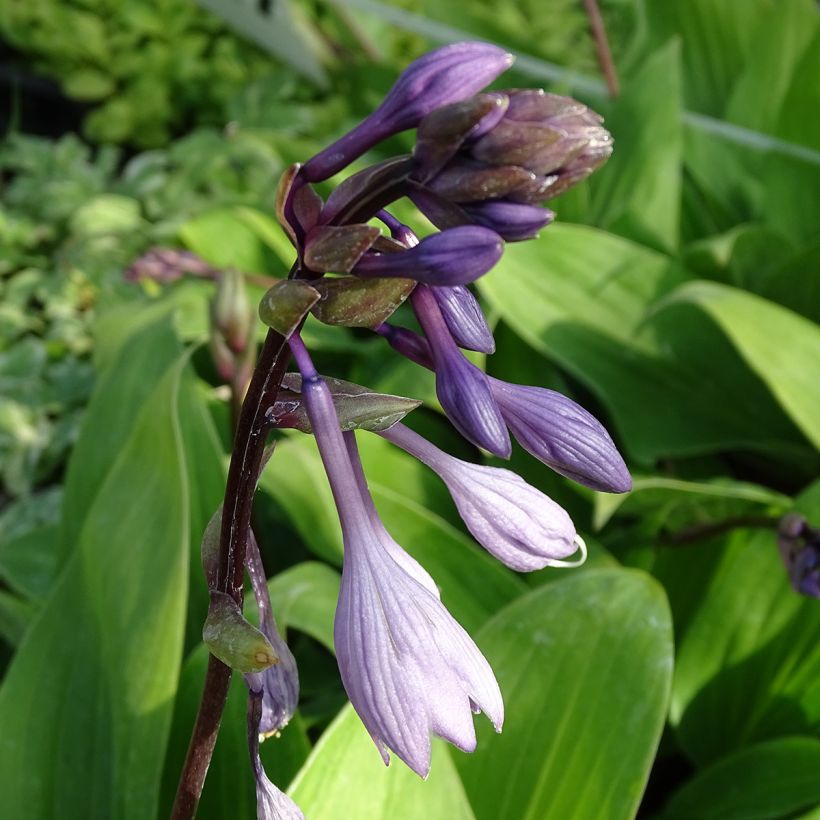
<box><xmin>0</xmin><ymin>351</ymin><xmax>217</xmax><ymax>819</ymax></box>
<box><xmin>0</xmin><ymin>590</ymin><xmax>35</xmax><ymax>646</ymax></box>
<box><xmin>593</xmin><ymin>476</ymin><xmax>791</xmax><ymax>530</ymax></box>
<box><xmin>656</xmin><ymin>280</ymin><xmax>820</xmax><ymax>451</ymax></box>
<box><xmin>589</xmin><ymin>39</ymin><xmax>682</xmax><ymax>252</ymax></box>
<box><xmin>479</xmin><ymin>224</ymin><xmax>807</xmax><ymax>464</ymax></box>
<box><xmin>290</xmin><ymin>704</ymin><xmax>475</xmax><ymax>820</ymax></box>
<box><xmin>267</xmin><ymin>562</ymin><xmax>341</xmax><ymax>653</ymax></box>
<box><xmin>457</xmin><ymin>569</ymin><xmax>673</xmax><ymax>820</ymax></box>
<box><xmin>660</xmin><ymin>737</ymin><xmax>820</xmax><ymax>820</ymax></box>
<box><xmin>671</xmin><ymin>520</ymin><xmax>820</xmax><ymax>765</ymax></box>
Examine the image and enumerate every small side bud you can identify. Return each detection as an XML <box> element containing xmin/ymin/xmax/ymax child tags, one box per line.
<box><xmin>303</xmin><ymin>224</ymin><xmax>381</xmax><ymax>273</ymax></box>
<box><xmin>203</xmin><ymin>590</ymin><xmax>280</xmax><ymax>673</ymax></box>
<box><xmin>211</xmin><ymin>269</ymin><xmax>252</xmax><ymax>354</ymax></box>
<box><xmin>311</xmin><ymin>276</ymin><xmax>415</xmax><ymax>328</ymax></box>
<box><xmin>258</xmin><ymin>280</ymin><xmax>321</xmax><ymax>339</ymax></box>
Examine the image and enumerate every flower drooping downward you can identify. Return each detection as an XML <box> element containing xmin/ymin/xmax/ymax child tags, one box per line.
<box><xmin>289</xmin><ymin>334</ymin><xmax>503</xmax><ymax>776</ymax></box>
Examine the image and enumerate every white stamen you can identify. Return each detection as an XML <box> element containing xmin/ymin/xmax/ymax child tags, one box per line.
<box><xmin>549</xmin><ymin>533</ymin><xmax>588</xmax><ymax>568</ymax></box>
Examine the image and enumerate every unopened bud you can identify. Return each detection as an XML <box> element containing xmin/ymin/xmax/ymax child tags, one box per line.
<box><xmin>203</xmin><ymin>590</ymin><xmax>280</xmax><ymax>673</ymax></box>
<box><xmin>258</xmin><ymin>280</ymin><xmax>321</xmax><ymax>339</ymax></box>
<box><xmin>275</xmin><ymin>163</ymin><xmax>301</xmax><ymax>244</ymax></box>
<box><xmin>212</xmin><ymin>269</ymin><xmax>252</xmax><ymax>353</ymax></box>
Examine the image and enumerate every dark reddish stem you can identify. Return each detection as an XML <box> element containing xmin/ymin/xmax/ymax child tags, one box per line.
<box><xmin>583</xmin><ymin>0</ymin><xmax>620</xmax><ymax>98</ymax></box>
<box><xmin>171</xmin><ymin>328</ymin><xmax>290</xmax><ymax>820</ymax></box>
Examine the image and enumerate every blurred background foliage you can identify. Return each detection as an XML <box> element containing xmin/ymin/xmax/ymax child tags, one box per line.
<box><xmin>1</xmin><ymin>0</ymin><xmax>819</xmax><ymax>818</ymax></box>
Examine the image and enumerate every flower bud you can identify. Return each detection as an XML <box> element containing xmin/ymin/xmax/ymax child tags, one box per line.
<box><xmin>489</xmin><ymin>377</ymin><xmax>631</xmax><ymax>493</ymax></box>
<box><xmin>268</xmin><ymin>373</ymin><xmax>421</xmax><ymax>433</ymax></box>
<box><xmin>428</xmin><ymin>157</ymin><xmax>537</xmax><ymax>203</ymax></box>
<box><xmin>463</xmin><ymin>199</ymin><xmax>554</xmax><ymax>240</ymax></box>
<box><xmin>430</xmin><ymin>285</ymin><xmax>495</xmax><ymax>353</ymax></box>
<box><xmin>778</xmin><ymin>513</ymin><xmax>820</xmax><ymax>599</ymax></box>
<box><xmin>353</xmin><ymin>225</ymin><xmax>504</xmax><ymax>286</ymax></box>
<box><xmin>258</xmin><ymin>280</ymin><xmax>321</xmax><ymax>339</ymax></box>
<box><xmin>413</xmin><ymin>93</ymin><xmax>508</xmax><ymax>183</ymax></box>
<box><xmin>302</xmin><ymin>43</ymin><xmax>514</xmax><ymax>183</ymax></box>
<box><xmin>212</xmin><ymin>269</ymin><xmax>252</xmax><ymax>354</ymax></box>
<box><xmin>203</xmin><ymin>590</ymin><xmax>280</xmax><ymax>673</ymax></box>
<box><xmin>380</xmin><ymin>423</ymin><xmax>580</xmax><ymax>571</ymax></box>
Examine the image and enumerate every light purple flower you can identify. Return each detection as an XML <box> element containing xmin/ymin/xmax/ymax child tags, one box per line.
<box><xmin>412</xmin><ymin>285</ymin><xmax>511</xmax><ymax>457</ymax></box>
<box><xmin>248</xmin><ymin>689</ymin><xmax>305</xmax><ymax>820</ymax></box>
<box><xmin>489</xmin><ymin>377</ymin><xmax>632</xmax><ymax>493</ymax></box>
<box><xmin>430</xmin><ymin>285</ymin><xmax>495</xmax><ymax>353</ymax></box>
<box><xmin>289</xmin><ymin>335</ymin><xmax>504</xmax><ymax>777</ymax></box>
<box><xmin>245</xmin><ymin>529</ymin><xmax>299</xmax><ymax>736</ymax></box>
<box><xmin>380</xmin><ymin>423</ymin><xmax>583</xmax><ymax>571</ymax></box>
<box><xmin>353</xmin><ymin>225</ymin><xmax>504</xmax><ymax>287</ymax></box>
<box><xmin>302</xmin><ymin>42</ymin><xmax>513</xmax><ymax>183</ymax></box>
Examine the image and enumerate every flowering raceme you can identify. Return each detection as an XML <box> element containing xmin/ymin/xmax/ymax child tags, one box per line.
<box><xmin>193</xmin><ymin>40</ymin><xmax>629</xmax><ymax>818</ymax></box>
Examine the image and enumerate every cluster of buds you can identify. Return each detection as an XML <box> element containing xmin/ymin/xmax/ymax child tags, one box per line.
<box><xmin>778</xmin><ymin>513</ymin><xmax>820</xmax><ymax>598</ymax></box>
<box><xmin>205</xmin><ymin>42</ymin><xmax>628</xmax><ymax>819</ymax></box>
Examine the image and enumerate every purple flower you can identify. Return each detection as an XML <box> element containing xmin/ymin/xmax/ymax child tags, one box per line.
<box><xmin>412</xmin><ymin>285</ymin><xmax>511</xmax><ymax>457</ymax></box>
<box><xmin>778</xmin><ymin>513</ymin><xmax>820</xmax><ymax>599</ymax></box>
<box><xmin>248</xmin><ymin>688</ymin><xmax>305</xmax><ymax>820</ymax></box>
<box><xmin>352</xmin><ymin>225</ymin><xmax>503</xmax><ymax>287</ymax></box>
<box><xmin>430</xmin><ymin>285</ymin><xmax>495</xmax><ymax>353</ymax></box>
<box><xmin>381</xmin><ymin>423</ymin><xmax>582</xmax><ymax>571</ymax></box>
<box><xmin>245</xmin><ymin>529</ymin><xmax>299</xmax><ymax>736</ymax></box>
<box><xmin>462</xmin><ymin>199</ymin><xmax>554</xmax><ymax>241</ymax></box>
<box><xmin>289</xmin><ymin>334</ymin><xmax>503</xmax><ymax>776</ymax></box>
<box><xmin>301</xmin><ymin>42</ymin><xmax>513</xmax><ymax>183</ymax></box>
<box><xmin>489</xmin><ymin>378</ymin><xmax>632</xmax><ymax>493</ymax></box>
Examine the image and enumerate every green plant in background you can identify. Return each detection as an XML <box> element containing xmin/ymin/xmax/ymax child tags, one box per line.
<box><xmin>0</xmin><ymin>0</ymin><xmax>819</xmax><ymax>818</ymax></box>
<box><xmin>0</xmin><ymin>0</ymin><xmax>277</xmax><ymax>145</ymax></box>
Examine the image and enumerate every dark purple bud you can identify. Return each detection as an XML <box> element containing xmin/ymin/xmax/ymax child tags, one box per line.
<box><xmin>778</xmin><ymin>513</ymin><xmax>820</xmax><ymax>599</ymax></box>
<box><xmin>413</xmin><ymin>285</ymin><xmax>510</xmax><ymax>457</ymax></box>
<box><xmin>428</xmin><ymin>157</ymin><xmax>537</xmax><ymax>203</ymax></box>
<box><xmin>353</xmin><ymin>225</ymin><xmax>503</xmax><ymax>287</ymax></box>
<box><xmin>291</xmin><ymin>183</ymin><xmax>323</xmax><ymax>233</ymax></box>
<box><xmin>303</xmin><ymin>224</ymin><xmax>381</xmax><ymax>273</ymax></box>
<box><xmin>489</xmin><ymin>377</ymin><xmax>631</xmax><ymax>493</ymax></box>
<box><xmin>408</xmin><ymin>185</ymin><xmax>474</xmax><ymax>231</ymax></box>
<box><xmin>125</xmin><ymin>247</ymin><xmax>215</xmax><ymax>283</ymax></box>
<box><xmin>431</xmin><ymin>285</ymin><xmax>495</xmax><ymax>353</ymax></box>
<box><xmin>319</xmin><ymin>156</ymin><xmax>414</xmax><ymax>226</ymax></box>
<box><xmin>302</xmin><ymin>43</ymin><xmax>514</xmax><ymax>183</ymax></box>
<box><xmin>377</xmin><ymin>322</ymin><xmax>434</xmax><ymax>369</ymax></box>
<box><xmin>462</xmin><ymin>199</ymin><xmax>554</xmax><ymax>241</ymax></box>
<box><xmin>504</xmin><ymin>89</ymin><xmax>594</xmax><ymax>122</ymax></box>
<box><xmin>413</xmin><ymin>93</ymin><xmax>508</xmax><ymax>183</ymax></box>
<box><xmin>311</xmin><ymin>275</ymin><xmax>415</xmax><ymax>328</ymax></box>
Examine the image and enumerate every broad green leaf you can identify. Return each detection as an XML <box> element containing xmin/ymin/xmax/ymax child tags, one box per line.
<box><xmin>0</xmin><ymin>352</ymin><xmax>212</xmax><ymax>819</ymax></box>
<box><xmin>457</xmin><ymin>569</ymin><xmax>673</xmax><ymax>820</ymax></box>
<box><xmin>268</xmin><ymin>561</ymin><xmax>341</xmax><ymax>652</ymax></box>
<box><xmin>234</xmin><ymin>205</ymin><xmax>298</xmax><ymax>268</ymax></box>
<box><xmin>0</xmin><ymin>523</ymin><xmax>59</xmax><ymax>600</ymax></box>
<box><xmin>160</xmin><ymin>645</ymin><xmax>311</xmax><ymax>820</ymax></box>
<box><xmin>593</xmin><ymin>476</ymin><xmax>790</xmax><ymax>530</ymax></box>
<box><xmin>178</xmin><ymin>206</ymin><xmax>286</xmax><ymax>275</ymax></box>
<box><xmin>589</xmin><ymin>40</ymin><xmax>682</xmax><ymax>252</ymax></box>
<box><xmin>0</xmin><ymin>590</ymin><xmax>35</xmax><ymax>647</ymax></box>
<box><xmin>656</xmin><ymin>280</ymin><xmax>820</xmax><ymax>451</ymax></box>
<box><xmin>641</xmin><ymin>0</ymin><xmax>763</xmax><ymax>116</ymax></box>
<box><xmin>672</xmin><ymin>524</ymin><xmax>820</xmax><ymax>765</ymax></box>
<box><xmin>661</xmin><ymin>737</ymin><xmax>820</xmax><ymax>820</ymax></box>
<box><xmin>60</xmin><ymin>307</ymin><xmax>182</xmax><ymax>562</ymax></box>
<box><xmin>290</xmin><ymin>704</ymin><xmax>475</xmax><ymax>820</ymax></box>
<box><xmin>479</xmin><ymin>225</ymin><xmax>807</xmax><ymax>463</ymax></box>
